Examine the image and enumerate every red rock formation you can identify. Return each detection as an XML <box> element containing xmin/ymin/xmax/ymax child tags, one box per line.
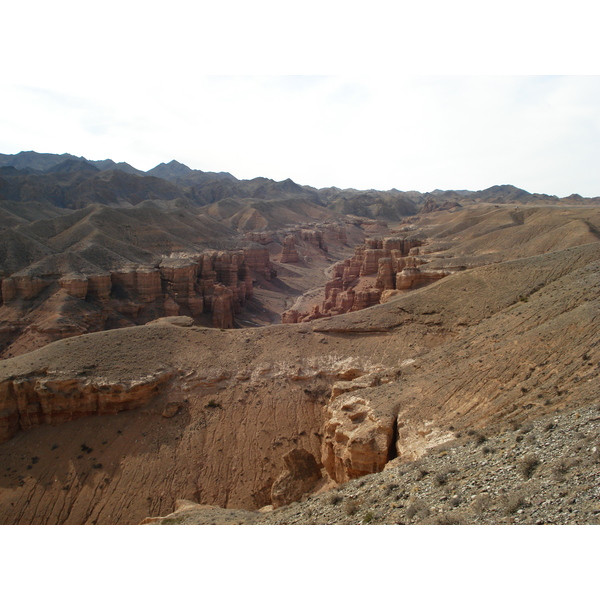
<box><xmin>300</xmin><ymin>229</ymin><xmax>327</xmax><ymax>252</ymax></box>
<box><xmin>282</xmin><ymin>235</ymin><xmax>448</xmax><ymax>324</ymax></box>
<box><xmin>324</xmin><ymin>223</ymin><xmax>347</xmax><ymax>244</ymax></box>
<box><xmin>0</xmin><ymin>247</ymin><xmax>279</xmax><ymax>344</ymax></box>
<box><xmin>135</xmin><ymin>268</ymin><xmax>162</xmax><ymax>303</ymax></box>
<box><xmin>243</xmin><ymin>247</ymin><xmax>276</xmax><ymax>280</ymax></box>
<box><xmin>352</xmin><ymin>288</ymin><xmax>382</xmax><ymax>311</ymax></box>
<box><xmin>281</xmin><ymin>309</ymin><xmax>300</xmax><ymax>324</ymax></box>
<box><xmin>212</xmin><ymin>284</ymin><xmax>234</xmax><ymax>328</ymax></box>
<box><xmin>280</xmin><ymin>235</ymin><xmax>300</xmax><ymax>263</ymax></box>
<box><xmin>0</xmin><ymin>369</ymin><xmax>174</xmax><ymax>444</ymax></box>
<box><xmin>396</xmin><ymin>267</ymin><xmax>447</xmax><ymax>290</ymax></box>
<box><xmin>321</xmin><ymin>388</ymin><xmax>398</xmax><ymax>483</ymax></box>
<box><xmin>324</xmin><ymin>277</ymin><xmax>344</xmax><ymax>299</ymax></box>
<box><xmin>159</xmin><ymin>259</ymin><xmax>198</xmax><ymax>300</ymax></box>
<box><xmin>6</xmin><ymin>275</ymin><xmax>50</xmax><ymax>300</ymax></box>
<box><xmin>58</xmin><ymin>276</ymin><xmax>88</xmax><ymax>299</ymax></box>
<box><xmin>87</xmin><ymin>274</ymin><xmax>112</xmax><ymax>302</ymax></box>
<box><xmin>244</xmin><ymin>231</ymin><xmax>274</xmax><ymax>245</ymax></box>
<box><xmin>375</xmin><ymin>258</ymin><xmax>395</xmax><ymax>290</ymax></box>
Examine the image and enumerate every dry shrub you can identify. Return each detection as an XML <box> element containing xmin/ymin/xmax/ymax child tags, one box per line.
<box><xmin>432</xmin><ymin>513</ymin><xmax>466</xmax><ymax>525</ymax></box>
<box><xmin>519</xmin><ymin>454</ymin><xmax>540</xmax><ymax>479</ymax></box>
<box><xmin>328</xmin><ymin>493</ymin><xmax>343</xmax><ymax>506</ymax></box>
<box><xmin>471</xmin><ymin>493</ymin><xmax>491</xmax><ymax>514</ymax></box>
<box><xmin>345</xmin><ymin>499</ymin><xmax>360</xmax><ymax>516</ymax></box>
<box><xmin>434</xmin><ymin>471</ymin><xmax>448</xmax><ymax>487</ymax></box>
<box><xmin>406</xmin><ymin>498</ymin><xmax>430</xmax><ymax>521</ymax></box>
<box><xmin>503</xmin><ymin>493</ymin><xmax>525</xmax><ymax>515</ymax></box>
<box><xmin>552</xmin><ymin>461</ymin><xmax>570</xmax><ymax>481</ymax></box>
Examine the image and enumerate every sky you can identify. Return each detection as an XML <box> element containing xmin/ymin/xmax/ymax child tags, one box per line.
<box><xmin>2</xmin><ymin>1</ymin><xmax>600</xmax><ymax>197</ymax></box>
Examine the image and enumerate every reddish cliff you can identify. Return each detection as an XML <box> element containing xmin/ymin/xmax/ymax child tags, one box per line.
<box><xmin>282</xmin><ymin>236</ymin><xmax>449</xmax><ymax>323</ymax></box>
<box><xmin>0</xmin><ymin>247</ymin><xmax>278</xmax><ymax>356</ymax></box>
<box><xmin>280</xmin><ymin>235</ymin><xmax>299</xmax><ymax>263</ymax></box>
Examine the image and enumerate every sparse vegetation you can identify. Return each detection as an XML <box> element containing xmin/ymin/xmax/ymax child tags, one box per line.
<box><xmin>519</xmin><ymin>454</ymin><xmax>540</xmax><ymax>479</ymax></box>
<box><xmin>328</xmin><ymin>493</ymin><xmax>343</xmax><ymax>506</ymax></box>
<box><xmin>431</xmin><ymin>513</ymin><xmax>465</xmax><ymax>525</ymax></box>
<box><xmin>362</xmin><ymin>511</ymin><xmax>374</xmax><ymax>524</ymax></box>
<box><xmin>434</xmin><ymin>471</ymin><xmax>448</xmax><ymax>487</ymax></box>
<box><xmin>406</xmin><ymin>499</ymin><xmax>430</xmax><ymax>521</ymax></box>
<box><xmin>503</xmin><ymin>493</ymin><xmax>525</xmax><ymax>515</ymax></box>
<box><xmin>345</xmin><ymin>499</ymin><xmax>360</xmax><ymax>516</ymax></box>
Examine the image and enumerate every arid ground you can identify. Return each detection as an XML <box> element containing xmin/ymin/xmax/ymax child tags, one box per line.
<box><xmin>1</xmin><ymin>152</ymin><xmax>599</xmax><ymax>524</ymax></box>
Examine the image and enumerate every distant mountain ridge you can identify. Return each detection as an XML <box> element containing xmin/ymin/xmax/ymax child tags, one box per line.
<box><xmin>1</xmin><ymin>151</ymin><xmax>599</xmax><ymax>213</ymax></box>
<box><xmin>0</xmin><ymin>151</ymin><xmax>143</xmax><ymax>176</ymax></box>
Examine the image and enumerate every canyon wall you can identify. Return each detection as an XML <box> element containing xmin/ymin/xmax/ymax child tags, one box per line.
<box><xmin>277</xmin><ymin>224</ymin><xmax>348</xmax><ymax>262</ymax></box>
<box><xmin>0</xmin><ymin>368</ymin><xmax>174</xmax><ymax>444</ymax></box>
<box><xmin>0</xmin><ymin>247</ymin><xmax>276</xmax><ymax>335</ymax></box>
<box><xmin>282</xmin><ymin>236</ymin><xmax>449</xmax><ymax>323</ymax></box>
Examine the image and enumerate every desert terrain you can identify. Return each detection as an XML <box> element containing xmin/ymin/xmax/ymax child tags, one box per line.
<box><xmin>0</xmin><ymin>151</ymin><xmax>598</xmax><ymax>524</ymax></box>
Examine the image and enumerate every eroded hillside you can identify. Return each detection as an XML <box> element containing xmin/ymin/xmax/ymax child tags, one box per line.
<box><xmin>1</xmin><ymin>204</ymin><xmax>598</xmax><ymax>524</ymax></box>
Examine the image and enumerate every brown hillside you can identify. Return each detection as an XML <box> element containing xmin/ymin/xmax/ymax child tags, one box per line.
<box><xmin>1</xmin><ymin>204</ymin><xmax>598</xmax><ymax>524</ymax></box>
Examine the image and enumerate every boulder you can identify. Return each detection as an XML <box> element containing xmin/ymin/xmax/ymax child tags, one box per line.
<box><xmin>271</xmin><ymin>448</ymin><xmax>322</xmax><ymax>507</ymax></box>
<box><xmin>321</xmin><ymin>393</ymin><xmax>398</xmax><ymax>483</ymax></box>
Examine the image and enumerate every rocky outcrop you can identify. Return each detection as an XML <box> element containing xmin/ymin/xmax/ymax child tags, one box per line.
<box><xmin>321</xmin><ymin>375</ymin><xmax>399</xmax><ymax>483</ymax></box>
<box><xmin>58</xmin><ymin>275</ymin><xmax>89</xmax><ymax>299</ymax></box>
<box><xmin>2</xmin><ymin>275</ymin><xmax>48</xmax><ymax>301</ymax></box>
<box><xmin>301</xmin><ymin>229</ymin><xmax>328</xmax><ymax>252</ymax></box>
<box><xmin>0</xmin><ymin>249</ymin><xmax>278</xmax><ymax>336</ymax></box>
<box><xmin>270</xmin><ymin>448</ymin><xmax>322</xmax><ymax>508</ymax></box>
<box><xmin>87</xmin><ymin>274</ymin><xmax>112</xmax><ymax>302</ymax></box>
<box><xmin>282</xmin><ymin>236</ymin><xmax>447</xmax><ymax>324</ymax></box>
<box><xmin>375</xmin><ymin>258</ymin><xmax>395</xmax><ymax>290</ymax></box>
<box><xmin>281</xmin><ymin>309</ymin><xmax>300</xmax><ymax>324</ymax></box>
<box><xmin>0</xmin><ymin>369</ymin><xmax>174</xmax><ymax>443</ymax></box>
<box><xmin>212</xmin><ymin>284</ymin><xmax>234</xmax><ymax>328</ymax></box>
<box><xmin>280</xmin><ymin>235</ymin><xmax>299</xmax><ymax>263</ymax></box>
<box><xmin>243</xmin><ymin>247</ymin><xmax>276</xmax><ymax>281</ymax></box>
<box><xmin>244</xmin><ymin>231</ymin><xmax>274</xmax><ymax>245</ymax></box>
<box><xmin>323</xmin><ymin>223</ymin><xmax>347</xmax><ymax>244</ymax></box>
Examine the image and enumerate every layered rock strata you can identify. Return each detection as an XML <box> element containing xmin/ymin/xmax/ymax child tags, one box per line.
<box><xmin>282</xmin><ymin>236</ymin><xmax>448</xmax><ymax>323</ymax></box>
<box><xmin>321</xmin><ymin>373</ymin><xmax>399</xmax><ymax>483</ymax></box>
<box><xmin>1</xmin><ymin>247</ymin><xmax>277</xmax><ymax>334</ymax></box>
<box><xmin>0</xmin><ymin>369</ymin><xmax>174</xmax><ymax>443</ymax></box>
<box><xmin>280</xmin><ymin>235</ymin><xmax>299</xmax><ymax>263</ymax></box>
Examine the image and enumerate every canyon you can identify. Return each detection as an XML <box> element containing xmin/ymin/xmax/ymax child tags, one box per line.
<box><xmin>0</xmin><ymin>152</ymin><xmax>599</xmax><ymax>525</ymax></box>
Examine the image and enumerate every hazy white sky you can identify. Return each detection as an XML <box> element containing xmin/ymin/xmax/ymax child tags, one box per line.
<box><xmin>2</xmin><ymin>1</ymin><xmax>600</xmax><ymax>197</ymax></box>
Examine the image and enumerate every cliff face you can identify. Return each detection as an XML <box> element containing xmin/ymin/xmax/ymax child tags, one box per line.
<box><xmin>0</xmin><ymin>248</ymin><xmax>277</xmax><ymax>357</ymax></box>
<box><xmin>0</xmin><ymin>324</ymin><xmax>397</xmax><ymax>522</ymax></box>
<box><xmin>282</xmin><ymin>236</ymin><xmax>449</xmax><ymax>323</ymax></box>
<box><xmin>280</xmin><ymin>235</ymin><xmax>299</xmax><ymax>263</ymax></box>
<box><xmin>0</xmin><ymin>369</ymin><xmax>174</xmax><ymax>443</ymax></box>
